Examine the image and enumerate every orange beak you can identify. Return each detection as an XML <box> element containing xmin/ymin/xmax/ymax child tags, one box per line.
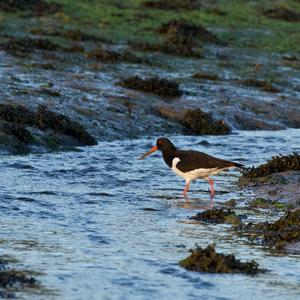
<box><xmin>139</xmin><ymin>145</ymin><xmax>158</xmax><ymax>160</ymax></box>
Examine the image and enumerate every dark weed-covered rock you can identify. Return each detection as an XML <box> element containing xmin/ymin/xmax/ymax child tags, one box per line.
<box><xmin>30</xmin><ymin>28</ymin><xmax>110</xmax><ymax>43</ymax></box>
<box><xmin>182</xmin><ymin>108</ymin><xmax>231</xmax><ymax>135</ymax></box>
<box><xmin>118</xmin><ymin>76</ymin><xmax>183</xmax><ymax>97</ymax></box>
<box><xmin>157</xmin><ymin>19</ymin><xmax>220</xmax><ymax>44</ymax></box>
<box><xmin>130</xmin><ymin>41</ymin><xmax>203</xmax><ymax>58</ymax></box>
<box><xmin>0</xmin><ymin>0</ymin><xmax>62</xmax><ymax>16</ymax></box>
<box><xmin>180</xmin><ymin>244</ymin><xmax>262</xmax><ymax>275</ymax></box>
<box><xmin>190</xmin><ymin>208</ymin><xmax>241</xmax><ymax>225</ymax></box>
<box><xmin>0</xmin><ymin>103</ymin><xmax>96</xmax><ymax>153</ymax></box>
<box><xmin>34</xmin><ymin>105</ymin><xmax>96</xmax><ymax>145</ymax></box>
<box><xmin>262</xmin><ymin>7</ymin><xmax>300</xmax><ymax>22</ymax></box>
<box><xmin>249</xmin><ymin>198</ymin><xmax>285</xmax><ymax>210</ymax></box>
<box><xmin>142</xmin><ymin>0</ymin><xmax>201</xmax><ymax>10</ymax></box>
<box><xmin>86</xmin><ymin>47</ymin><xmax>144</xmax><ymax>64</ymax></box>
<box><xmin>192</xmin><ymin>72</ymin><xmax>220</xmax><ymax>81</ymax></box>
<box><xmin>238</xmin><ymin>79</ymin><xmax>280</xmax><ymax>93</ymax></box>
<box><xmin>237</xmin><ymin>209</ymin><xmax>300</xmax><ymax>250</ymax></box>
<box><xmin>1</xmin><ymin>36</ymin><xmax>59</xmax><ymax>57</ymax></box>
<box><xmin>241</xmin><ymin>153</ymin><xmax>300</xmax><ymax>180</ymax></box>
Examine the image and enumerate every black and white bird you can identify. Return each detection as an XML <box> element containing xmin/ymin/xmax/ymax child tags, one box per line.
<box><xmin>139</xmin><ymin>137</ymin><xmax>244</xmax><ymax>197</ymax></box>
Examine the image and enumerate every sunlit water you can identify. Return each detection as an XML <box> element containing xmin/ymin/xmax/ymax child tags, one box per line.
<box><xmin>0</xmin><ymin>130</ymin><xmax>300</xmax><ymax>300</ymax></box>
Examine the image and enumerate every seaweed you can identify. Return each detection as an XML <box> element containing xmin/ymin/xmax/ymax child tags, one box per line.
<box><xmin>0</xmin><ymin>0</ymin><xmax>62</xmax><ymax>16</ymax></box>
<box><xmin>157</xmin><ymin>19</ymin><xmax>220</xmax><ymax>44</ymax></box>
<box><xmin>190</xmin><ymin>208</ymin><xmax>241</xmax><ymax>225</ymax></box>
<box><xmin>181</xmin><ymin>108</ymin><xmax>231</xmax><ymax>135</ymax></box>
<box><xmin>118</xmin><ymin>76</ymin><xmax>183</xmax><ymax>97</ymax></box>
<box><xmin>130</xmin><ymin>41</ymin><xmax>203</xmax><ymax>58</ymax></box>
<box><xmin>238</xmin><ymin>79</ymin><xmax>280</xmax><ymax>93</ymax></box>
<box><xmin>263</xmin><ymin>7</ymin><xmax>300</xmax><ymax>22</ymax></box>
<box><xmin>180</xmin><ymin>244</ymin><xmax>262</xmax><ymax>275</ymax></box>
<box><xmin>192</xmin><ymin>72</ymin><xmax>220</xmax><ymax>81</ymax></box>
<box><xmin>142</xmin><ymin>0</ymin><xmax>201</xmax><ymax>10</ymax></box>
<box><xmin>86</xmin><ymin>47</ymin><xmax>143</xmax><ymax>64</ymax></box>
<box><xmin>237</xmin><ymin>209</ymin><xmax>300</xmax><ymax>249</ymax></box>
<box><xmin>241</xmin><ymin>153</ymin><xmax>300</xmax><ymax>179</ymax></box>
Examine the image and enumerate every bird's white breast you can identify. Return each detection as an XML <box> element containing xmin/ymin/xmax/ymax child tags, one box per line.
<box><xmin>171</xmin><ymin>157</ymin><xmax>225</xmax><ymax>182</ymax></box>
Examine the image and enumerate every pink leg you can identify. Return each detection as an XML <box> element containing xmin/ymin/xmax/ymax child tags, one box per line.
<box><xmin>183</xmin><ymin>182</ymin><xmax>190</xmax><ymax>195</ymax></box>
<box><xmin>208</xmin><ymin>178</ymin><xmax>215</xmax><ymax>197</ymax></box>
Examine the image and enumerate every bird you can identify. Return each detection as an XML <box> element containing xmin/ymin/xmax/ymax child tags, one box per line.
<box><xmin>139</xmin><ymin>137</ymin><xmax>244</xmax><ymax>197</ymax></box>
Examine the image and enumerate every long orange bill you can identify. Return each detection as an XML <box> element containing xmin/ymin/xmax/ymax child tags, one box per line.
<box><xmin>139</xmin><ymin>146</ymin><xmax>158</xmax><ymax>160</ymax></box>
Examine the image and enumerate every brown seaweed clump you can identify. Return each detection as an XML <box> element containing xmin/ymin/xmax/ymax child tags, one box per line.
<box><xmin>182</xmin><ymin>108</ymin><xmax>231</xmax><ymax>135</ymax></box>
<box><xmin>0</xmin><ymin>255</ymin><xmax>40</xmax><ymax>298</ymax></box>
<box><xmin>130</xmin><ymin>41</ymin><xmax>202</xmax><ymax>58</ymax></box>
<box><xmin>192</xmin><ymin>72</ymin><xmax>220</xmax><ymax>81</ymax></box>
<box><xmin>142</xmin><ymin>0</ymin><xmax>201</xmax><ymax>10</ymax></box>
<box><xmin>180</xmin><ymin>244</ymin><xmax>262</xmax><ymax>275</ymax></box>
<box><xmin>238</xmin><ymin>209</ymin><xmax>300</xmax><ymax>249</ymax></box>
<box><xmin>241</xmin><ymin>153</ymin><xmax>300</xmax><ymax>179</ymax></box>
<box><xmin>262</xmin><ymin>7</ymin><xmax>300</xmax><ymax>22</ymax></box>
<box><xmin>86</xmin><ymin>47</ymin><xmax>143</xmax><ymax>64</ymax></box>
<box><xmin>190</xmin><ymin>208</ymin><xmax>241</xmax><ymax>225</ymax></box>
<box><xmin>0</xmin><ymin>0</ymin><xmax>62</xmax><ymax>15</ymax></box>
<box><xmin>157</xmin><ymin>19</ymin><xmax>220</xmax><ymax>44</ymax></box>
<box><xmin>239</xmin><ymin>79</ymin><xmax>280</xmax><ymax>93</ymax></box>
<box><xmin>118</xmin><ymin>76</ymin><xmax>183</xmax><ymax>97</ymax></box>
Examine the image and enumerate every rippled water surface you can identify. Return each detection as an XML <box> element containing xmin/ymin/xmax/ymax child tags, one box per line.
<box><xmin>1</xmin><ymin>130</ymin><xmax>300</xmax><ymax>300</ymax></box>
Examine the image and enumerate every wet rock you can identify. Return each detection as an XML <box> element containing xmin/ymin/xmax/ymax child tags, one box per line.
<box><xmin>241</xmin><ymin>153</ymin><xmax>300</xmax><ymax>180</ymax></box>
<box><xmin>142</xmin><ymin>0</ymin><xmax>201</xmax><ymax>10</ymax></box>
<box><xmin>190</xmin><ymin>208</ymin><xmax>241</xmax><ymax>225</ymax></box>
<box><xmin>182</xmin><ymin>108</ymin><xmax>231</xmax><ymax>135</ymax></box>
<box><xmin>157</xmin><ymin>19</ymin><xmax>220</xmax><ymax>44</ymax></box>
<box><xmin>118</xmin><ymin>76</ymin><xmax>183</xmax><ymax>97</ymax></box>
<box><xmin>86</xmin><ymin>47</ymin><xmax>143</xmax><ymax>64</ymax></box>
<box><xmin>238</xmin><ymin>79</ymin><xmax>280</xmax><ymax>93</ymax></box>
<box><xmin>192</xmin><ymin>72</ymin><xmax>220</xmax><ymax>81</ymax></box>
<box><xmin>130</xmin><ymin>41</ymin><xmax>203</xmax><ymax>58</ymax></box>
<box><xmin>180</xmin><ymin>244</ymin><xmax>262</xmax><ymax>275</ymax></box>
<box><xmin>0</xmin><ymin>0</ymin><xmax>62</xmax><ymax>15</ymax></box>
<box><xmin>1</xmin><ymin>36</ymin><xmax>59</xmax><ymax>57</ymax></box>
<box><xmin>263</xmin><ymin>7</ymin><xmax>300</xmax><ymax>22</ymax></box>
<box><xmin>238</xmin><ymin>209</ymin><xmax>300</xmax><ymax>250</ymax></box>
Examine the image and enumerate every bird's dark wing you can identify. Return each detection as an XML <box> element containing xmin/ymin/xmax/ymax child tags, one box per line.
<box><xmin>175</xmin><ymin>150</ymin><xmax>244</xmax><ymax>172</ymax></box>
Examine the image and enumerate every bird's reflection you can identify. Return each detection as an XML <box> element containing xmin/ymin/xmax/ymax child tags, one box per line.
<box><xmin>180</xmin><ymin>194</ymin><xmax>214</xmax><ymax>210</ymax></box>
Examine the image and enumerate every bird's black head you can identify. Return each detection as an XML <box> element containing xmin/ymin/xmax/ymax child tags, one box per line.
<box><xmin>139</xmin><ymin>137</ymin><xmax>176</xmax><ymax>160</ymax></box>
<box><xmin>156</xmin><ymin>137</ymin><xmax>176</xmax><ymax>152</ymax></box>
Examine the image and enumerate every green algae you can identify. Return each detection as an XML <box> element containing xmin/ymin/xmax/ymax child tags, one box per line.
<box><xmin>180</xmin><ymin>244</ymin><xmax>262</xmax><ymax>275</ymax></box>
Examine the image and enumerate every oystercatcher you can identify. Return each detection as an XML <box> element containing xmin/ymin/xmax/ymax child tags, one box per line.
<box><xmin>139</xmin><ymin>137</ymin><xmax>244</xmax><ymax>196</ymax></box>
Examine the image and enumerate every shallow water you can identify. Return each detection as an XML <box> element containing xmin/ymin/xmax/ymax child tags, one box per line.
<box><xmin>1</xmin><ymin>130</ymin><xmax>300</xmax><ymax>300</ymax></box>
